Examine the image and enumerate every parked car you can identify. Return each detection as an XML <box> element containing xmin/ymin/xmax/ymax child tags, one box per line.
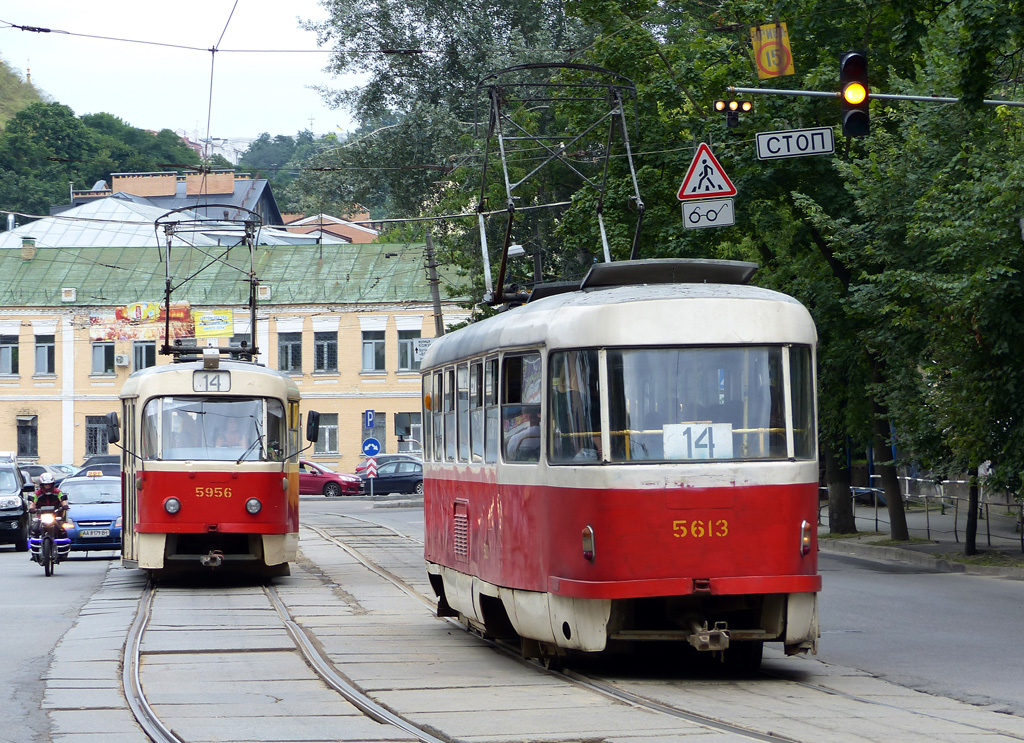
<box><xmin>0</xmin><ymin>464</ymin><xmax>33</xmax><ymax>551</ymax></box>
<box><xmin>360</xmin><ymin>459</ymin><xmax>423</xmax><ymax>495</ymax></box>
<box><xmin>20</xmin><ymin>463</ymin><xmax>73</xmax><ymax>487</ymax></box>
<box><xmin>298</xmin><ymin>460</ymin><xmax>361</xmax><ymax>497</ymax></box>
<box><xmin>57</xmin><ymin>473</ymin><xmax>122</xmax><ymax>552</ymax></box>
<box><xmin>354</xmin><ymin>453</ymin><xmax>422</xmax><ymax>475</ymax></box>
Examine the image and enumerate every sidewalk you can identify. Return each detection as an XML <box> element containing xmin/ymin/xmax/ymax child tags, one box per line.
<box><xmin>818</xmin><ymin>495</ymin><xmax>1024</xmax><ymax>579</ymax></box>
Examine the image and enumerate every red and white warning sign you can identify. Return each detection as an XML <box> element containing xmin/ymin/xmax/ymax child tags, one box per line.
<box><xmin>677</xmin><ymin>142</ymin><xmax>737</xmax><ymax>200</ymax></box>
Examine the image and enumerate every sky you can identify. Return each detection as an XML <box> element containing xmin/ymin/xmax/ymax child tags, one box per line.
<box><xmin>0</xmin><ymin>0</ymin><xmax>361</xmax><ymax>144</ymax></box>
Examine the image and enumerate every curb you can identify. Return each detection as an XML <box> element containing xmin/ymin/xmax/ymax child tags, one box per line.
<box><xmin>818</xmin><ymin>537</ymin><xmax>1024</xmax><ymax>579</ymax></box>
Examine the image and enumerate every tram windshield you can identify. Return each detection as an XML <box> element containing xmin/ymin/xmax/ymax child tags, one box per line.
<box><xmin>548</xmin><ymin>346</ymin><xmax>814</xmax><ymax>464</ymax></box>
<box><xmin>140</xmin><ymin>396</ymin><xmax>286</xmax><ymax>461</ymax></box>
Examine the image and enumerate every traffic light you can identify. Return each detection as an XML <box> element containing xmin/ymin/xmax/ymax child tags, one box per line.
<box><xmin>713</xmin><ymin>99</ymin><xmax>752</xmax><ymax>128</ymax></box>
<box><xmin>839</xmin><ymin>51</ymin><xmax>869</xmax><ymax>137</ymax></box>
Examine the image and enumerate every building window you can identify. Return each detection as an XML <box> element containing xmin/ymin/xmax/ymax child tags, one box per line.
<box><xmin>397</xmin><ymin>412</ymin><xmax>422</xmax><ymax>453</ymax></box>
<box><xmin>17</xmin><ymin>416</ymin><xmax>37</xmax><ymax>458</ymax></box>
<box><xmin>85</xmin><ymin>416</ymin><xmax>109</xmax><ymax>456</ymax></box>
<box><xmin>34</xmin><ymin>335</ymin><xmax>55</xmax><ymax>375</ymax></box>
<box><xmin>362</xmin><ymin>331</ymin><xmax>385</xmax><ymax>371</ymax></box>
<box><xmin>362</xmin><ymin>410</ymin><xmax>386</xmax><ymax>452</ymax></box>
<box><xmin>91</xmin><ymin>342</ymin><xmax>115</xmax><ymax>374</ymax></box>
<box><xmin>314</xmin><ymin>332</ymin><xmax>338</xmax><ymax>373</ymax></box>
<box><xmin>0</xmin><ymin>335</ymin><xmax>18</xmax><ymax>375</ymax></box>
<box><xmin>133</xmin><ymin>341</ymin><xmax>156</xmax><ymax>370</ymax></box>
<box><xmin>398</xmin><ymin>330</ymin><xmax>421</xmax><ymax>371</ymax></box>
<box><xmin>314</xmin><ymin>412</ymin><xmax>339</xmax><ymax>454</ymax></box>
<box><xmin>278</xmin><ymin>332</ymin><xmax>302</xmax><ymax>372</ymax></box>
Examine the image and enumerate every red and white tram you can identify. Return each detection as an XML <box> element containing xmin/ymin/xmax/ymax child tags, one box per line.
<box><xmin>420</xmin><ymin>259</ymin><xmax>819</xmax><ymax>666</ymax></box>
<box><xmin>108</xmin><ymin>350</ymin><xmax>317</xmax><ymax>576</ymax></box>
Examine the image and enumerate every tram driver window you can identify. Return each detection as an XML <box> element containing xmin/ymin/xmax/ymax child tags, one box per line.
<box><xmin>501</xmin><ymin>353</ymin><xmax>542</xmax><ymax>463</ymax></box>
<box><xmin>606</xmin><ymin>346</ymin><xmax>789</xmax><ymax>462</ymax></box>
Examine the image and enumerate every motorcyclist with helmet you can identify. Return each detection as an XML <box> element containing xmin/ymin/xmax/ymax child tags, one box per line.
<box><xmin>29</xmin><ymin>472</ymin><xmax>68</xmax><ymax>538</ymax></box>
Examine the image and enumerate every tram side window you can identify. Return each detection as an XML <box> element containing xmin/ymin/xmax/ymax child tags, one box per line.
<box><xmin>606</xmin><ymin>347</ymin><xmax>788</xmax><ymax>462</ymax></box>
<box><xmin>443</xmin><ymin>368</ymin><xmax>456</xmax><ymax>462</ymax></box>
<box><xmin>790</xmin><ymin>346</ymin><xmax>815</xmax><ymax>460</ymax></box>
<box><xmin>456</xmin><ymin>364</ymin><xmax>469</xmax><ymax>462</ymax></box>
<box><xmin>549</xmin><ymin>350</ymin><xmax>602</xmax><ymax>463</ymax></box>
<box><xmin>502</xmin><ymin>353</ymin><xmax>542</xmax><ymax>463</ymax></box>
<box><xmin>469</xmin><ymin>362</ymin><xmax>484</xmax><ymax>462</ymax></box>
<box><xmin>431</xmin><ymin>372</ymin><xmax>443</xmax><ymax>462</ymax></box>
<box><xmin>422</xmin><ymin>375</ymin><xmax>432</xmax><ymax>462</ymax></box>
<box><xmin>266</xmin><ymin>399</ymin><xmax>285</xmax><ymax>460</ymax></box>
<box><xmin>484</xmin><ymin>357</ymin><xmax>498</xmax><ymax>463</ymax></box>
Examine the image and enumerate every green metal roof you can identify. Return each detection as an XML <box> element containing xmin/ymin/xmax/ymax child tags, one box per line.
<box><xmin>0</xmin><ymin>243</ymin><xmax>465</xmax><ymax>307</ymax></box>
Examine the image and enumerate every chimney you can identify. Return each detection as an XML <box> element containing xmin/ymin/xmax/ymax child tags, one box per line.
<box><xmin>21</xmin><ymin>236</ymin><xmax>36</xmax><ymax>261</ymax></box>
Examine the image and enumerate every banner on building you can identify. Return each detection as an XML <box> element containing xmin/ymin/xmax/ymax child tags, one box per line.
<box><xmin>89</xmin><ymin>301</ymin><xmax>194</xmax><ymax>341</ymax></box>
<box><xmin>194</xmin><ymin>309</ymin><xmax>234</xmax><ymax>338</ymax></box>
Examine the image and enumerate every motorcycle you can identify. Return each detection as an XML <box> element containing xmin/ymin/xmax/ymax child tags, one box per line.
<box><xmin>29</xmin><ymin>505</ymin><xmax>71</xmax><ymax>577</ymax></box>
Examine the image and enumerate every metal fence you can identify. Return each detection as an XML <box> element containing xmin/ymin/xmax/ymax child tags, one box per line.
<box><xmin>819</xmin><ymin>479</ymin><xmax>1024</xmax><ymax>553</ymax></box>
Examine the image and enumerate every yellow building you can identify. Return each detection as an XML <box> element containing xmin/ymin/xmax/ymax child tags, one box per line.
<box><xmin>0</xmin><ymin>216</ymin><xmax>465</xmax><ymax>471</ymax></box>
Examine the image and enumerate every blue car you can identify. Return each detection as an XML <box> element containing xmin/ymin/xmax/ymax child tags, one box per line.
<box><xmin>58</xmin><ymin>474</ymin><xmax>122</xmax><ymax>553</ymax></box>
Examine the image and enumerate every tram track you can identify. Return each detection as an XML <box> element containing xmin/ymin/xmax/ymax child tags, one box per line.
<box><xmin>311</xmin><ymin>516</ymin><xmax>1024</xmax><ymax>743</ymax></box>
<box><xmin>123</xmin><ymin>575</ymin><xmax>448</xmax><ymax>743</ymax></box>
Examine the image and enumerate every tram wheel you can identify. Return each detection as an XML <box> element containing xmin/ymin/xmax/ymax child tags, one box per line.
<box><xmin>723</xmin><ymin>641</ymin><xmax>763</xmax><ymax>675</ymax></box>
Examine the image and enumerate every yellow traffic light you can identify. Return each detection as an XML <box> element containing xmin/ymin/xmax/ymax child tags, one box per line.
<box><xmin>713</xmin><ymin>99</ymin><xmax>752</xmax><ymax>128</ymax></box>
<box><xmin>842</xmin><ymin>81</ymin><xmax>867</xmax><ymax>105</ymax></box>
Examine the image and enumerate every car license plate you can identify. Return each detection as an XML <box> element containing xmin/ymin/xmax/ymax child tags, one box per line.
<box><xmin>80</xmin><ymin>529</ymin><xmax>110</xmax><ymax>538</ymax></box>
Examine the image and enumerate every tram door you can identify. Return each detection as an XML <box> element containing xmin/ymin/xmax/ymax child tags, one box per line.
<box><xmin>121</xmin><ymin>398</ymin><xmax>139</xmax><ymax>565</ymax></box>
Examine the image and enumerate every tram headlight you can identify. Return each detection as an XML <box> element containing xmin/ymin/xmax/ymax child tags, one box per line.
<box><xmin>800</xmin><ymin>520</ymin><xmax>812</xmax><ymax>556</ymax></box>
<box><xmin>164</xmin><ymin>497</ymin><xmax>181</xmax><ymax>515</ymax></box>
<box><xmin>581</xmin><ymin>524</ymin><xmax>596</xmax><ymax>562</ymax></box>
<box><xmin>245</xmin><ymin>498</ymin><xmax>262</xmax><ymax>514</ymax></box>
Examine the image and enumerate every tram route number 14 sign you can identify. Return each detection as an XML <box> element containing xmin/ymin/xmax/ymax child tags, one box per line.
<box><xmin>682</xmin><ymin>198</ymin><xmax>735</xmax><ymax>229</ymax></box>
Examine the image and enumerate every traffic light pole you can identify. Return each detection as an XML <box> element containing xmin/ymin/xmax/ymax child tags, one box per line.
<box><xmin>727</xmin><ymin>86</ymin><xmax>1024</xmax><ymax>108</ymax></box>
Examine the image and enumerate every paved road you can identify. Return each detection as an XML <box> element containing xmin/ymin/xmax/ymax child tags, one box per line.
<box><xmin>0</xmin><ymin>546</ymin><xmax>116</xmax><ymax>743</ymax></box>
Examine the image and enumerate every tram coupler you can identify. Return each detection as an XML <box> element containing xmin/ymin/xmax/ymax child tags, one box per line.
<box><xmin>687</xmin><ymin>619</ymin><xmax>730</xmax><ymax>652</ymax></box>
<box><xmin>200</xmin><ymin>550</ymin><xmax>224</xmax><ymax>568</ymax></box>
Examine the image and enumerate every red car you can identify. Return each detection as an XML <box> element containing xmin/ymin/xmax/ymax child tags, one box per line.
<box><xmin>298</xmin><ymin>460</ymin><xmax>361</xmax><ymax>497</ymax></box>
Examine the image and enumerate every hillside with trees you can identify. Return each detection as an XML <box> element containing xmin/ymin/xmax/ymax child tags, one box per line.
<box><xmin>0</xmin><ymin>57</ymin><xmax>43</xmax><ymax>126</ymax></box>
<box><xmin>0</xmin><ymin>102</ymin><xmax>202</xmax><ymax>216</ymax></box>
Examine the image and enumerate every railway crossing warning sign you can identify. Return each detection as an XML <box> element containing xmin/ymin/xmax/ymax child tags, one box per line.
<box><xmin>677</xmin><ymin>143</ymin><xmax>737</xmax><ymax>200</ymax></box>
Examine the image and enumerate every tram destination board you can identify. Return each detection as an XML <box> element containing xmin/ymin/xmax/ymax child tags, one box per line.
<box><xmin>756</xmin><ymin>126</ymin><xmax>835</xmax><ymax>160</ymax></box>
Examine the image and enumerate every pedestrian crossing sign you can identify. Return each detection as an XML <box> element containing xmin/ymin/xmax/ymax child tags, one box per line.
<box><xmin>677</xmin><ymin>143</ymin><xmax>737</xmax><ymax>200</ymax></box>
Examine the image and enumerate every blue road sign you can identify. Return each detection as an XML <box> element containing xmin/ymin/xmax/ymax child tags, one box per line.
<box><xmin>361</xmin><ymin>437</ymin><xmax>381</xmax><ymax>456</ymax></box>
<box><xmin>365</xmin><ymin>409</ymin><xmax>375</xmax><ymax>429</ymax></box>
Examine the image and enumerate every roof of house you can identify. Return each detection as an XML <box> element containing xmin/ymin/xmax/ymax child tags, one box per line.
<box><xmin>2</xmin><ymin>195</ymin><xmax>349</xmax><ymax>249</ymax></box>
<box><xmin>0</xmin><ymin>242</ymin><xmax>464</xmax><ymax>307</ymax></box>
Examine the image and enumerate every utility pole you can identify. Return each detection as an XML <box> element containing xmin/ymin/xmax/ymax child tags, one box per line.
<box><xmin>425</xmin><ymin>229</ymin><xmax>445</xmax><ymax>337</ymax></box>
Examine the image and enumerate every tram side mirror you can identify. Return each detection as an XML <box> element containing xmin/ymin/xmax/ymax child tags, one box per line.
<box><xmin>305</xmin><ymin>410</ymin><xmax>320</xmax><ymax>443</ymax></box>
<box><xmin>105</xmin><ymin>411</ymin><xmax>120</xmax><ymax>444</ymax></box>
<box><xmin>395</xmin><ymin>412</ymin><xmax>411</xmax><ymax>438</ymax></box>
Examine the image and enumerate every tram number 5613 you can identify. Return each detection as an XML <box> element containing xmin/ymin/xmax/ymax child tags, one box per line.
<box><xmin>673</xmin><ymin>519</ymin><xmax>729</xmax><ymax>538</ymax></box>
